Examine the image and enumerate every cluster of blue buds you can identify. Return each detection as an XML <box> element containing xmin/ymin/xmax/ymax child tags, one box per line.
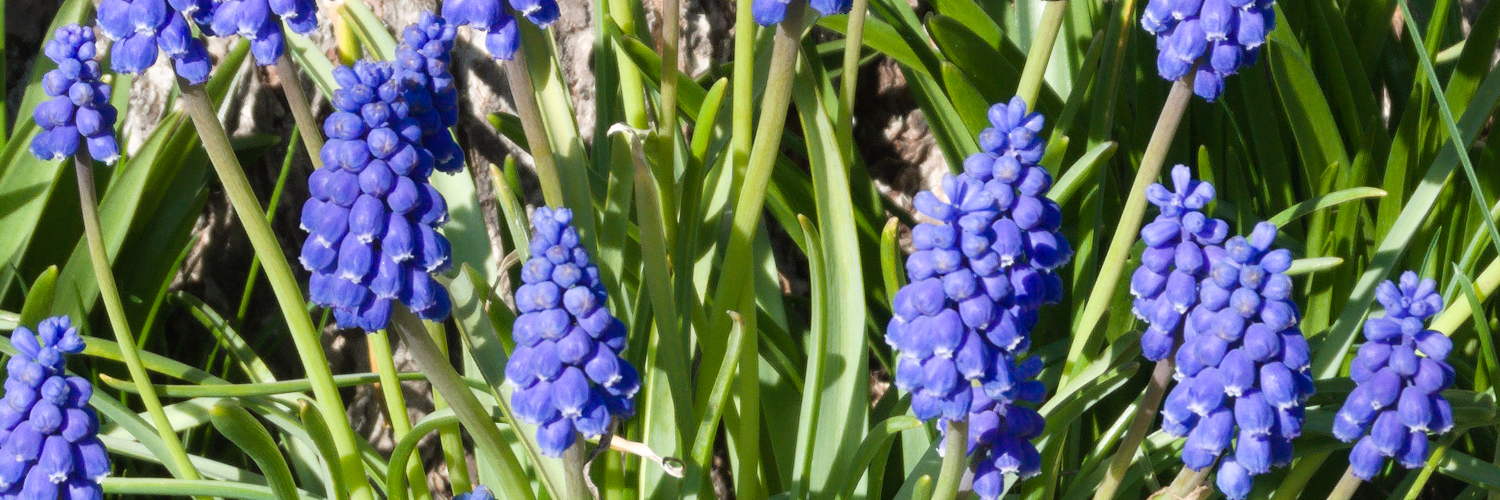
<box><xmin>397</xmin><ymin>13</ymin><xmax>464</xmax><ymax>173</ymax></box>
<box><xmin>0</xmin><ymin>317</ymin><xmax>109</xmax><ymax>499</ymax></box>
<box><xmin>1141</xmin><ymin>0</ymin><xmax>1276</xmax><ymax>100</ymax></box>
<box><xmin>1132</xmin><ymin>166</ymin><xmax>1229</xmax><ymax>361</ymax></box>
<box><xmin>31</xmin><ymin>25</ymin><xmax>120</xmax><ymax>165</ymax></box>
<box><xmin>963</xmin><ymin>359</ymin><xmax>1046</xmax><ymax>498</ymax></box>
<box><xmin>455</xmin><ymin>486</ymin><xmax>495</xmax><ymax>500</ymax></box>
<box><xmin>1159</xmin><ymin>222</ymin><xmax>1312</xmax><ymax>499</ymax></box>
<box><xmin>506</xmin><ymin>208</ymin><xmax>639</xmax><ymax>456</ymax></box>
<box><xmin>442</xmin><ymin>0</ymin><xmax>558</xmax><ymax>60</ymax></box>
<box><xmin>752</xmin><ymin>0</ymin><xmax>852</xmax><ymax>26</ymax></box>
<box><xmin>1334</xmin><ymin>271</ymin><xmax>1454</xmax><ymax>480</ymax></box>
<box><xmin>300</xmin><ymin>60</ymin><xmax>453</xmax><ymax>332</ymax></box>
<box><xmin>889</xmin><ymin>97</ymin><xmax>1067</xmax><ymax>497</ymax></box>
<box><xmin>97</xmin><ymin>0</ymin><xmax>214</xmax><ymax>84</ymax></box>
<box><xmin>204</xmin><ymin>0</ymin><xmax>318</xmax><ymax>65</ymax></box>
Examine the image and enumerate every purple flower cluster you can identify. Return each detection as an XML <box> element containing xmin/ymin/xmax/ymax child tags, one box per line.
<box><xmin>455</xmin><ymin>486</ymin><xmax>495</xmax><ymax>500</ymax></box>
<box><xmin>31</xmin><ymin>25</ymin><xmax>120</xmax><ymax>165</ymax></box>
<box><xmin>752</xmin><ymin>0</ymin><xmax>851</xmax><ymax>26</ymax></box>
<box><xmin>1159</xmin><ymin>223</ymin><xmax>1311</xmax><ymax>499</ymax></box>
<box><xmin>300</xmin><ymin>60</ymin><xmax>453</xmax><ymax>332</ymax></box>
<box><xmin>442</xmin><ymin>0</ymin><xmax>558</xmax><ymax>60</ymax></box>
<box><xmin>1334</xmin><ymin>272</ymin><xmax>1454</xmax><ymax>480</ymax></box>
<box><xmin>964</xmin><ymin>358</ymin><xmax>1046</xmax><ymax>497</ymax></box>
<box><xmin>97</xmin><ymin>0</ymin><xmax>214</xmax><ymax>84</ymax></box>
<box><xmin>204</xmin><ymin>0</ymin><xmax>319</xmax><ymax>65</ymax></box>
<box><xmin>1132</xmin><ymin>166</ymin><xmax>1229</xmax><ymax>361</ymax></box>
<box><xmin>0</xmin><ymin>317</ymin><xmax>109</xmax><ymax>500</ymax></box>
<box><xmin>1141</xmin><ymin>0</ymin><xmax>1276</xmax><ymax>100</ymax></box>
<box><xmin>888</xmin><ymin>97</ymin><xmax>1068</xmax><ymax>498</ymax></box>
<box><xmin>506</xmin><ymin>207</ymin><xmax>639</xmax><ymax>456</ymax></box>
<box><xmin>397</xmin><ymin>13</ymin><xmax>463</xmax><ymax>174</ymax></box>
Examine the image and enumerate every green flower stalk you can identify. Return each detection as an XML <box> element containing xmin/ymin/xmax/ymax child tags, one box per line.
<box><xmin>32</xmin><ymin>23</ymin><xmax>202</xmax><ymax>486</ymax></box>
<box><xmin>176</xmin><ymin>80</ymin><xmax>374</xmax><ymax>500</ymax></box>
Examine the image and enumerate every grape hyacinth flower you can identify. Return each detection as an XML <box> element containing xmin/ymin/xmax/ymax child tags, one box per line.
<box><xmin>300</xmin><ymin>60</ymin><xmax>453</xmax><ymax>332</ymax></box>
<box><xmin>963</xmin><ymin>358</ymin><xmax>1047</xmax><ymax>499</ymax></box>
<box><xmin>887</xmin><ymin>96</ymin><xmax>1070</xmax><ymax>422</ymax></box>
<box><xmin>752</xmin><ymin>0</ymin><xmax>852</xmax><ymax>26</ymax></box>
<box><xmin>1132</xmin><ymin>165</ymin><xmax>1230</xmax><ymax>361</ymax></box>
<box><xmin>30</xmin><ymin>24</ymin><xmax>120</xmax><ymax>165</ymax></box>
<box><xmin>455</xmin><ymin>486</ymin><xmax>495</xmax><ymax>500</ymax></box>
<box><xmin>506</xmin><ymin>207</ymin><xmax>639</xmax><ymax>456</ymax></box>
<box><xmin>1333</xmin><ymin>271</ymin><xmax>1454</xmax><ymax>480</ymax></box>
<box><xmin>96</xmin><ymin>0</ymin><xmax>215</xmax><ymax>84</ymax></box>
<box><xmin>1140</xmin><ymin>0</ymin><xmax>1276</xmax><ymax>100</ymax></box>
<box><xmin>397</xmin><ymin>13</ymin><xmax>464</xmax><ymax>173</ymax></box>
<box><xmin>204</xmin><ymin>0</ymin><xmax>319</xmax><ymax>65</ymax></box>
<box><xmin>0</xmin><ymin>317</ymin><xmax>110</xmax><ymax>499</ymax></box>
<box><xmin>1159</xmin><ymin>222</ymin><xmax>1313</xmax><ymax>499</ymax></box>
<box><xmin>442</xmin><ymin>0</ymin><xmax>558</xmax><ymax>60</ymax></box>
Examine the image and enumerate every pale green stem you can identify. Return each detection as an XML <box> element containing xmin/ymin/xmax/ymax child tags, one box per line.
<box><xmin>931</xmin><ymin>421</ymin><xmax>969</xmax><ymax>500</ymax></box>
<box><xmin>658</xmin><ymin>0</ymin><xmax>681</xmax><ymax>138</ymax></box>
<box><xmin>1015</xmin><ymin>0</ymin><xmax>1068</xmax><ymax>107</ymax></box>
<box><xmin>237</xmin><ymin>132</ymin><xmax>299</xmax><ymax>323</ymax></box>
<box><xmin>1156</xmin><ymin>465</ymin><xmax>1208</xmax><ymax>499</ymax></box>
<box><xmin>836</xmin><ymin>0</ymin><xmax>870</xmax><ymax>154</ymax></box>
<box><xmin>422</xmin><ymin>319</ymin><xmax>472</xmax><ymax>495</ymax></box>
<box><xmin>368</xmin><ymin>331</ymin><xmax>431</xmax><ymax>500</ymax></box>
<box><xmin>728</xmin><ymin>0</ymin><xmax>755</xmax><ymax>182</ymax></box>
<box><xmin>274</xmin><ymin>54</ymin><xmax>325</xmax><ymax>167</ymax></box>
<box><xmin>504</xmin><ymin>53</ymin><xmax>566</xmax><ymax>207</ymax></box>
<box><xmin>177</xmin><ymin>81</ymin><xmax>373</xmax><ymax>500</ymax></box>
<box><xmin>1060</xmin><ymin>76</ymin><xmax>1194</xmax><ymax>384</ymax></box>
<box><xmin>699</xmin><ymin>6</ymin><xmax>811</xmax><ymax>497</ymax></box>
<box><xmin>75</xmin><ymin>154</ymin><xmax>204</xmax><ymax>486</ymax></box>
<box><xmin>1433</xmin><ymin>255</ymin><xmax>1500</xmax><ymax>334</ymax></box>
<box><xmin>388</xmin><ymin>307</ymin><xmax>535</xmax><ymax>500</ymax></box>
<box><xmin>1095</xmin><ymin>359</ymin><xmax>1174</xmax><ymax>500</ymax></box>
<box><xmin>1328</xmin><ymin>467</ymin><xmax>1363</xmax><ymax>500</ymax></box>
<box><xmin>562</xmin><ymin>440</ymin><xmax>593</xmax><ymax>500</ymax></box>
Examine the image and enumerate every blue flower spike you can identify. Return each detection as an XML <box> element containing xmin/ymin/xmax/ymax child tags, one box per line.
<box><xmin>889</xmin><ymin>96</ymin><xmax>1069</xmax><ymax>500</ymax></box>
<box><xmin>397</xmin><ymin>13</ymin><xmax>464</xmax><ymax>173</ymax></box>
<box><xmin>1160</xmin><ymin>222</ymin><xmax>1312</xmax><ymax>500</ymax></box>
<box><xmin>442</xmin><ymin>0</ymin><xmax>558</xmax><ymax>60</ymax></box>
<box><xmin>455</xmin><ymin>485</ymin><xmax>496</xmax><ymax>500</ymax></box>
<box><xmin>205</xmin><ymin>0</ymin><xmax>318</xmax><ymax>65</ymax></box>
<box><xmin>0</xmin><ymin>317</ymin><xmax>109</xmax><ymax>499</ymax></box>
<box><xmin>507</xmin><ymin>207</ymin><xmax>639</xmax><ymax>456</ymax></box>
<box><xmin>1334</xmin><ymin>271</ymin><xmax>1453</xmax><ymax>480</ymax></box>
<box><xmin>1141</xmin><ymin>0</ymin><xmax>1275</xmax><ymax>100</ymax></box>
<box><xmin>31</xmin><ymin>25</ymin><xmax>120</xmax><ymax>165</ymax></box>
<box><xmin>300</xmin><ymin>60</ymin><xmax>453</xmax><ymax>332</ymax></box>
<box><xmin>753</xmin><ymin>0</ymin><xmax>852</xmax><ymax>26</ymax></box>
<box><xmin>1132</xmin><ymin>165</ymin><xmax>1229</xmax><ymax>361</ymax></box>
<box><xmin>96</xmin><ymin>0</ymin><xmax>215</xmax><ymax>84</ymax></box>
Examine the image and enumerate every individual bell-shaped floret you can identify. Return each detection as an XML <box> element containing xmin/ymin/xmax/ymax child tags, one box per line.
<box><xmin>1140</xmin><ymin>0</ymin><xmax>1275</xmax><ymax>100</ymax></box>
<box><xmin>300</xmin><ymin>60</ymin><xmax>454</xmax><ymax>332</ymax></box>
<box><xmin>1160</xmin><ymin>222</ymin><xmax>1310</xmax><ymax>500</ymax></box>
<box><xmin>96</xmin><ymin>0</ymin><xmax>214</xmax><ymax>84</ymax></box>
<box><xmin>506</xmin><ymin>207</ymin><xmax>639</xmax><ymax>456</ymax></box>
<box><xmin>752</xmin><ymin>0</ymin><xmax>852</xmax><ymax>26</ymax></box>
<box><xmin>0</xmin><ymin>317</ymin><xmax>108</xmax><ymax>498</ymax></box>
<box><xmin>30</xmin><ymin>25</ymin><xmax>120</xmax><ymax>165</ymax></box>
<box><xmin>1132</xmin><ymin>165</ymin><xmax>1229</xmax><ymax>361</ymax></box>
<box><xmin>442</xmin><ymin>0</ymin><xmax>557</xmax><ymax>60</ymax></box>
<box><xmin>1333</xmin><ymin>271</ymin><xmax>1454</xmax><ymax>479</ymax></box>
<box><xmin>203</xmin><ymin>0</ymin><xmax>317</xmax><ymax>64</ymax></box>
<box><xmin>454</xmin><ymin>485</ymin><xmax>495</xmax><ymax>500</ymax></box>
